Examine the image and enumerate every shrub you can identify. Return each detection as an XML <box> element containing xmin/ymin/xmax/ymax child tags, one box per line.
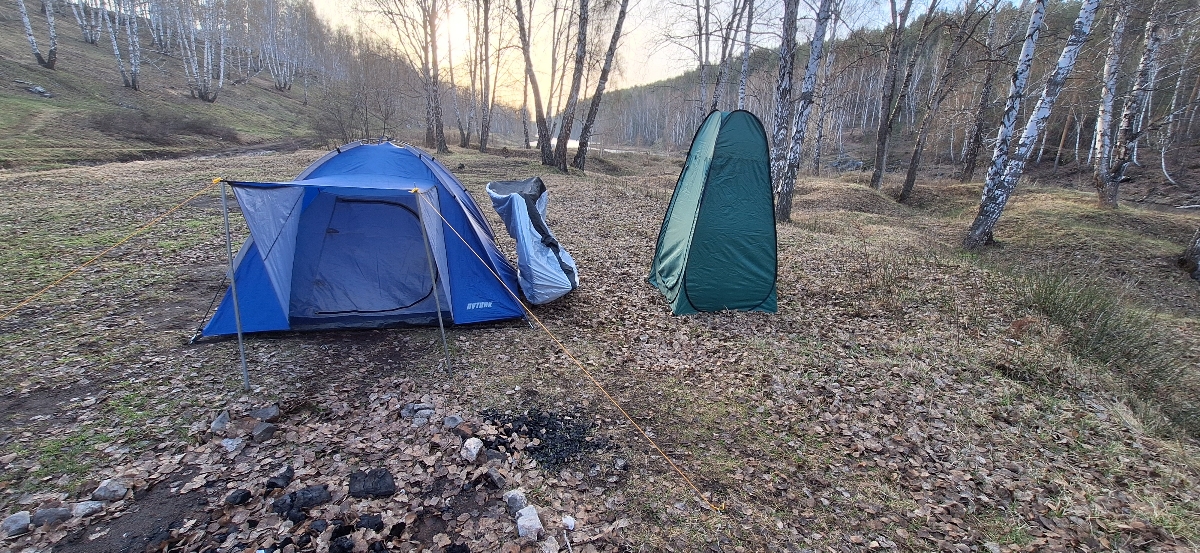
<box><xmin>92</xmin><ymin>109</ymin><xmax>239</xmax><ymax>145</ymax></box>
<box><xmin>1019</xmin><ymin>271</ymin><xmax>1199</xmax><ymax>437</ymax></box>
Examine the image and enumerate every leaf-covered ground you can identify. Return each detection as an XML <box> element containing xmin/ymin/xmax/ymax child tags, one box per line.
<box><xmin>0</xmin><ymin>148</ymin><xmax>1198</xmax><ymax>552</ymax></box>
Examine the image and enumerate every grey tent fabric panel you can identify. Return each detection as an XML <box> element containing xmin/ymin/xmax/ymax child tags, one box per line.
<box><xmin>486</xmin><ymin>177</ymin><xmax>578</xmax><ymax>305</ymax></box>
<box><xmin>231</xmin><ymin>185</ymin><xmax>304</xmax><ymax>314</ymax></box>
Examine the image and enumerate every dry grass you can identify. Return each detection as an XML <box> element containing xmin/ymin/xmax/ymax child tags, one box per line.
<box><xmin>0</xmin><ymin>149</ymin><xmax>1197</xmax><ymax>551</ymax></box>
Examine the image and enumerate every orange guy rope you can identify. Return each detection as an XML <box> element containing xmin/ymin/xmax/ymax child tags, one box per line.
<box><xmin>0</xmin><ymin>179</ymin><xmax>222</xmax><ymax>322</ymax></box>
<box><xmin>414</xmin><ymin>191</ymin><xmax>723</xmax><ymax>513</ymax></box>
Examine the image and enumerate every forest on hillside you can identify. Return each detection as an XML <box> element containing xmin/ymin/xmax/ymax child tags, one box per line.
<box><xmin>11</xmin><ymin>0</ymin><xmax>1200</xmax><ymax>258</ymax></box>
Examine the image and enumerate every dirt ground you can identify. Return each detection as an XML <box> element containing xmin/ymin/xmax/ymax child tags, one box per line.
<box><xmin>0</xmin><ymin>147</ymin><xmax>1198</xmax><ymax>553</ymax></box>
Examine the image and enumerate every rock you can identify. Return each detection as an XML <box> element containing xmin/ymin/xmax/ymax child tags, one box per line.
<box><xmin>91</xmin><ymin>479</ymin><xmax>128</xmax><ymax>501</ymax></box>
<box><xmin>272</xmin><ymin>485</ymin><xmax>329</xmax><ymax>516</ymax></box>
<box><xmin>484</xmin><ymin>449</ymin><xmax>508</xmax><ymax>464</ymax></box>
<box><xmin>388</xmin><ymin>522</ymin><xmax>406</xmax><ymax>538</ymax></box>
<box><xmin>460</xmin><ymin>437</ymin><xmax>484</xmax><ymax>462</ymax></box>
<box><xmin>562</xmin><ymin>515</ymin><xmax>576</xmax><ymax>531</ymax></box>
<box><xmin>443</xmin><ymin>415</ymin><xmax>464</xmax><ymax>429</ymax></box>
<box><xmin>400</xmin><ymin>403</ymin><xmax>434</xmax><ymax>418</ymax></box>
<box><xmin>613</xmin><ymin>458</ymin><xmax>628</xmax><ymax>471</ymax></box>
<box><xmin>32</xmin><ymin>508</ymin><xmax>71</xmax><ymax>527</ymax></box>
<box><xmin>356</xmin><ymin>513</ymin><xmax>384</xmax><ymax>531</ymax></box>
<box><xmin>486</xmin><ymin>468</ymin><xmax>506</xmax><ymax>489</ymax></box>
<box><xmin>349</xmin><ymin>468</ymin><xmax>396</xmax><ymax>498</ymax></box>
<box><xmin>247</xmin><ymin>404</ymin><xmax>281</xmax><ymax>422</ymax></box>
<box><xmin>412</xmin><ymin>417</ymin><xmax>429</xmax><ymax>428</ymax></box>
<box><xmin>266</xmin><ymin>466</ymin><xmax>295</xmax><ymax>491</ymax></box>
<box><xmin>515</xmin><ymin>505</ymin><xmax>543</xmax><ymax>539</ymax></box>
<box><xmin>540</xmin><ymin>536</ymin><xmax>560</xmax><ymax>553</ymax></box>
<box><xmin>210</xmin><ymin>410</ymin><xmax>231</xmax><ymax>433</ymax></box>
<box><xmin>292</xmin><ymin>485</ymin><xmax>332</xmax><ymax>509</ymax></box>
<box><xmin>272</xmin><ymin>494</ymin><xmax>293</xmax><ymax>514</ymax></box>
<box><xmin>415</xmin><ymin>408</ymin><xmax>435</xmax><ymax>419</ymax></box>
<box><xmin>984</xmin><ymin>543</ymin><xmax>1002</xmax><ymax>553</ymax></box>
<box><xmin>225</xmin><ymin>489</ymin><xmax>252</xmax><ymax>505</ymax></box>
<box><xmin>285</xmin><ymin>508</ymin><xmax>306</xmax><ymax>523</ymax></box>
<box><xmin>251</xmin><ymin>422</ymin><xmax>278</xmax><ymax>442</ymax></box>
<box><xmin>309</xmin><ymin>519</ymin><xmax>329</xmax><ymax>534</ymax></box>
<box><xmin>2</xmin><ymin>511</ymin><xmax>29</xmax><ymax>537</ymax></box>
<box><xmin>330</xmin><ymin>535</ymin><xmax>355</xmax><ymax>553</ymax></box>
<box><xmin>220</xmin><ymin>438</ymin><xmax>244</xmax><ymax>452</ymax></box>
<box><xmin>446</xmin><ymin>544</ymin><xmax>470</xmax><ymax>553</ymax></box>
<box><xmin>502</xmin><ymin>489</ymin><xmax>527</xmax><ymax>515</ymax></box>
<box><xmin>72</xmin><ymin>501</ymin><xmax>104</xmax><ymax>518</ymax></box>
<box><xmin>451</xmin><ymin>423</ymin><xmax>475</xmax><ymax>439</ymax></box>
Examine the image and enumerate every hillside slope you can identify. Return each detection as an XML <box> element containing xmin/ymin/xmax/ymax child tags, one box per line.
<box><xmin>0</xmin><ymin>3</ymin><xmax>319</xmax><ymax>169</ymax></box>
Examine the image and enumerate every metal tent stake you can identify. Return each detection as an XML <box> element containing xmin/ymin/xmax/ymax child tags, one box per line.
<box><xmin>416</xmin><ymin>189</ymin><xmax>452</xmax><ymax>375</ymax></box>
<box><xmin>220</xmin><ymin>181</ymin><xmax>251</xmax><ymax>391</ymax></box>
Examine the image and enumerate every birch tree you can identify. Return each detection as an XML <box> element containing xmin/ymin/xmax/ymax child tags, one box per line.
<box><xmin>867</xmin><ymin>0</ymin><xmax>916</xmax><ymax>189</ymax></box>
<box><xmin>516</xmin><ymin>0</ymin><xmax>555</xmax><ymax>164</ymax></box>
<box><xmin>17</xmin><ymin>0</ymin><xmax>59</xmax><ymax>70</ymax></box>
<box><xmin>572</xmin><ymin>0</ymin><xmax>631</xmax><ymax>170</ymax></box>
<box><xmin>1095</xmin><ymin>4</ymin><xmax>1162</xmax><ymax>208</ymax></box>
<box><xmin>366</xmin><ymin>0</ymin><xmax>449</xmax><ymax>153</ymax></box>
<box><xmin>708</xmin><ymin>0</ymin><xmax>748</xmax><ymax>111</ymax></box>
<box><xmin>736</xmin><ymin>0</ymin><xmax>754</xmax><ymax>109</ymax></box>
<box><xmin>103</xmin><ymin>0</ymin><xmax>142</xmax><ymax>90</ymax></box>
<box><xmin>69</xmin><ymin>0</ymin><xmax>103</xmax><ymax>44</ymax></box>
<box><xmin>775</xmin><ymin>0</ymin><xmax>835</xmax><ymax>222</ymax></box>
<box><xmin>899</xmin><ymin>0</ymin><xmax>993</xmax><ymax>202</ymax></box>
<box><xmin>1090</xmin><ymin>1</ymin><xmax>1130</xmax><ymax>171</ymax></box>
<box><xmin>553</xmin><ymin>0</ymin><xmax>589</xmax><ymax>171</ymax></box>
<box><xmin>177</xmin><ymin>0</ymin><xmax>228</xmax><ymax>102</ymax></box>
<box><xmin>769</xmin><ymin>0</ymin><xmax>800</xmax><ymax>202</ymax></box>
<box><xmin>477</xmin><ymin>0</ymin><xmax>494</xmax><ymax>151</ymax></box>
<box><xmin>964</xmin><ymin>0</ymin><xmax>1101</xmax><ymax>249</ymax></box>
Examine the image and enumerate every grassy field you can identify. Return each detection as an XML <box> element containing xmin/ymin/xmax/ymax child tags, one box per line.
<box><xmin>0</xmin><ymin>145</ymin><xmax>1196</xmax><ymax>552</ymax></box>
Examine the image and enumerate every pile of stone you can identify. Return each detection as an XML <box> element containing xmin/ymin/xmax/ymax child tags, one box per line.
<box><xmin>208</xmin><ymin>403</ymin><xmax>282</xmax><ymax>452</ymax></box>
<box><xmin>1</xmin><ymin>479</ymin><xmax>125</xmax><ymax>537</ymax></box>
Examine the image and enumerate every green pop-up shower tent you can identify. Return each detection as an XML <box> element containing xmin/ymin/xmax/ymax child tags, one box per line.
<box><xmin>648</xmin><ymin>110</ymin><xmax>777</xmax><ymax>315</ymax></box>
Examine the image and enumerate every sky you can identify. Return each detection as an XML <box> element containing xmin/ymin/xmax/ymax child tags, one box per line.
<box><xmin>312</xmin><ymin>0</ymin><xmax>709</xmax><ymax>98</ymax></box>
<box><xmin>309</xmin><ymin>0</ymin><xmax>905</xmax><ymax>102</ymax></box>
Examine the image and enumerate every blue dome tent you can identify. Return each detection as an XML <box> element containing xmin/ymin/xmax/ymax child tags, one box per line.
<box><xmin>201</xmin><ymin>141</ymin><xmax>525</xmax><ymax>337</ymax></box>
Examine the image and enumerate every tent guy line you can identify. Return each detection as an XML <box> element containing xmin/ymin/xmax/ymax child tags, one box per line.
<box><xmin>411</xmin><ymin>190</ymin><xmax>725</xmax><ymax>514</ymax></box>
<box><xmin>0</xmin><ymin>179</ymin><xmax>222</xmax><ymax>323</ymax></box>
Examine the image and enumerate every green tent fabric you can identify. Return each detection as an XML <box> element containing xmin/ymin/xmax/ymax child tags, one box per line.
<box><xmin>648</xmin><ymin>110</ymin><xmax>777</xmax><ymax>315</ymax></box>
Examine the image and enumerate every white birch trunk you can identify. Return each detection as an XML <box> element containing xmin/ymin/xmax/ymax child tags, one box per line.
<box><xmin>1092</xmin><ymin>1</ymin><xmax>1129</xmax><ymax>172</ymax></box>
<box><xmin>737</xmin><ymin>0</ymin><xmax>754</xmax><ymax>110</ymax></box>
<box><xmin>1096</xmin><ymin>11</ymin><xmax>1163</xmax><ymax>207</ymax></box>
<box><xmin>573</xmin><ymin>0</ymin><xmax>630</xmax><ymax>170</ymax></box>
<box><xmin>103</xmin><ymin>0</ymin><xmax>131</xmax><ymax>88</ymax></box>
<box><xmin>125</xmin><ymin>0</ymin><xmax>140</xmax><ymax>90</ymax></box>
<box><xmin>17</xmin><ymin>0</ymin><xmax>56</xmax><ymax>69</ymax></box>
<box><xmin>774</xmin><ymin>0</ymin><xmax>834</xmax><ymax>221</ymax></box>
<box><xmin>965</xmin><ymin>0</ymin><xmax>1100</xmax><ymax>249</ymax></box>
<box><xmin>552</xmin><ymin>0</ymin><xmax>588</xmax><ymax>171</ymax></box>
<box><xmin>768</xmin><ymin>0</ymin><xmax>799</xmax><ymax>203</ymax></box>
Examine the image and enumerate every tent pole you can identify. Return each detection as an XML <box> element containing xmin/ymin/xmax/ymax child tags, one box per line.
<box><xmin>221</xmin><ymin>181</ymin><xmax>251</xmax><ymax>391</ymax></box>
<box><xmin>416</xmin><ymin>189</ymin><xmax>453</xmax><ymax>376</ymax></box>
